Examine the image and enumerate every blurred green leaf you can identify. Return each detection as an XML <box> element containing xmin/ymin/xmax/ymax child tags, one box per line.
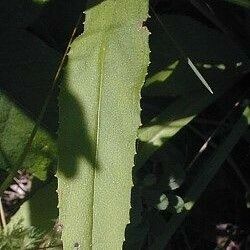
<box><xmin>138</xmin><ymin>116</ymin><xmax>193</xmax><ymax>168</ymax></box>
<box><xmin>0</xmin><ymin>93</ymin><xmax>56</xmax><ymax>180</ymax></box>
<box><xmin>224</xmin><ymin>0</ymin><xmax>250</xmax><ymax>9</ymax></box>
<box><xmin>0</xmin><ymin>219</ymin><xmax>43</xmax><ymax>250</ymax></box>
<box><xmin>32</xmin><ymin>0</ymin><xmax>50</xmax><ymax>5</ymax></box>
<box><xmin>144</xmin><ymin>61</ymin><xmax>179</xmax><ymax>88</ymax></box>
<box><xmin>0</xmin><ymin>29</ymin><xmax>59</xmax><ymax>180</ymax></box>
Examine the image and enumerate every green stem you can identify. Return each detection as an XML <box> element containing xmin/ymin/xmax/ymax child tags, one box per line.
<box><xmin>0</xmin><ymin>197</ymin><xmax>6</xmax><ymax>230</ymax></box>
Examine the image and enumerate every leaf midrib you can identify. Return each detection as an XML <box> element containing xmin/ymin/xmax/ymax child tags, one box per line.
<box><xmin>89</xmin><ymin>32</ymin><xmax>109</xmax><ymax>247</ymax></box>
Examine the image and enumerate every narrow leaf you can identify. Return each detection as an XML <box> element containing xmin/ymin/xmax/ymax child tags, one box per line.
<box><xmin>57</xmin><ymin>1</ymin><xmax>150</xmax><ymax>249</ymax></box>
<box><xmin>187</xmin><ymin>58</ymin><xmax>213</xmax><ymax>94</ymax></box>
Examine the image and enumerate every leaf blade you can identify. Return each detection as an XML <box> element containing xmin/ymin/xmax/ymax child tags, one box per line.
<box><xmin>57</xmin><ymin>1</ymin><xmax>150</xmax><ymax>249</ymax></box>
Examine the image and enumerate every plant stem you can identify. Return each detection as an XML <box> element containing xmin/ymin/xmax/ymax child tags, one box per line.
<box><xmin>0</xmin><ymin>197</ymin><xmax>6</xmax><ymax>230</ymax></box>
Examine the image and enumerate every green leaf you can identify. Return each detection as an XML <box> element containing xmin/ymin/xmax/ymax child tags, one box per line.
<box><xmin>224</xmin><ymin>0</ymin><xmax>250</xmax><ymax>9</ymax></box>
<box><xmin>0</xmin><ymin>93</ymin><xmax>56</xmax><ymax>180</ymax></box>
<box><xmin>57</xmin><ymin>0</ymin><xmax>150</xmax><ymax>249</ymax></box>
<box><xmin>138</xmin><ymin>116</ymin><xmax>193</xmax><ymax>168</ymax></box>
<box><xmin>151</xmin><ymin>108</ymin><xmax>250</xmax><ymax>249</ymax></box>
<box><xmin>144</xmin><ymin>60</ymin><xmax>179</xmax><ymax>88</ymax></box>
<box><xmin>187</xmin><ymin>57</ymin><xmax>213</xmax><ymax>94</ymax></box>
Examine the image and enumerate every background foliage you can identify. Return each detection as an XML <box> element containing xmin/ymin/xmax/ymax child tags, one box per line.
<box><xmin>0</xmin><ymin>0</ymin><xmax>249</xmax><ymax>249</ymax></box>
